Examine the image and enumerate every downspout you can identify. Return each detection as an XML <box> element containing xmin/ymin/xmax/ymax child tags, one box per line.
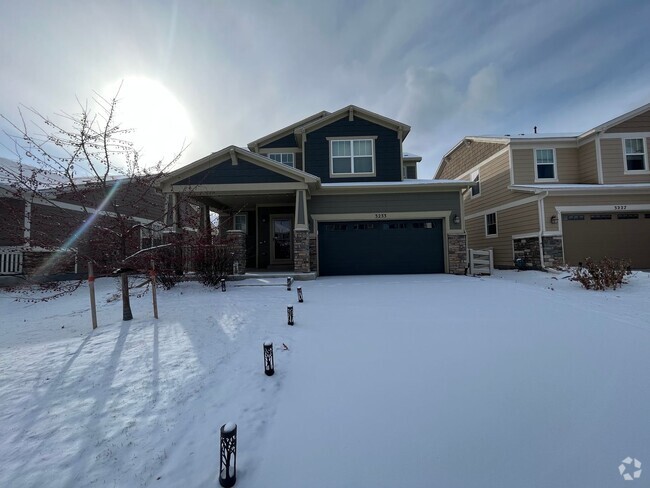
<box><xmin>538</xmin><ymin>190</ymin><xmax>549</xmax><ymax>270</ymax></box>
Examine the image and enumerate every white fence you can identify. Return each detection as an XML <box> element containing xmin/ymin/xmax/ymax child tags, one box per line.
<box><xmin>469</xmin><ymin>248</ymin><xmax>493</xmax><ymax>275</ymax></box>
<box><xmin>0</xmin><ymin>249</ymin><xmax>23</xmax><ymax>275</ymax></box>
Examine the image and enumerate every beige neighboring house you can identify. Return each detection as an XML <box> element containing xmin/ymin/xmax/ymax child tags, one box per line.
<box><xmin>435</xmin><ymin>103</ymin><xmax>650</xmax><ymax>269</ymax></box>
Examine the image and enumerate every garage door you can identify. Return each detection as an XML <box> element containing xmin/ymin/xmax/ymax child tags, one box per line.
<box><xmin>317</xmin><ymin>219</ymin><xmax>445</xmax><ymax>276</ymax></box>
<box><xmin>562</xmin><ymin>212</ymin><xmax>650</xmax><ymax>268</ymax></box>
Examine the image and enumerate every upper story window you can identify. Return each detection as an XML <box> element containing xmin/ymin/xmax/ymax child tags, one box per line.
<box><xmin>267</xmin><ymin>153</ymin><xmax>294</xmax><ymax>168</ymax></box>
<box><xmin>470</xmin><ymin>170</ymin><xmax>480</xmax><ymax>197</ymax></box>
<box><xmin>535</xmin><ymin>149</ymin><xmax>557</xmax><ymax>181</ymax></box>
<box><xmin>485</xmin><ymin>212</ymin><xmax>497</xmax><ymax>236</ymax></box>
<box><xmin>234</xmin><ymin>214</ymin><xmax>247</xmax><ymax>233</ymax></box>
<box><xmin>624</xmin><ymin>138</ymin><xmax>648</xmax><ymax>172</ymax></box>
<box><xmin>330</xmin><ymin>139</ymin><xmax>375</xmax><ymax>176</ymax></box>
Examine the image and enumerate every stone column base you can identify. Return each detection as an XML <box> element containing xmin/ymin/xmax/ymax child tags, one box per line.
<box><xmin>293</xmin><ymin>230</ymin><xmax>310</xmax><ymax>273</ymax></box>
<box><xmin>447</xmin><ymin>234</ymin><xmax>467</xmax><ymax>274</ymax></box>
<box><xmin>226</xmin><ymin>230</ymin><xmax>246</xmax><ymax>274</ymax></box>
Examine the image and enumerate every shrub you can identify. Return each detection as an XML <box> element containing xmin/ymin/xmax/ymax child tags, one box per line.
<box><xmin>570</xmin><ymin>257</ymin><xmax>632</xmax><ymax>290</ymax></box>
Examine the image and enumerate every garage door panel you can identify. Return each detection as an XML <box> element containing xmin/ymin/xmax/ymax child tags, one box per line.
<box><xmin>563</xmin><ymin>213</ymin><xmax>650</xmax><ymax>268</ymax></box>
<box><xmin>318</xmin><ymin>219</ymin><xmax>444</xmax><ymax>276</ymax></box>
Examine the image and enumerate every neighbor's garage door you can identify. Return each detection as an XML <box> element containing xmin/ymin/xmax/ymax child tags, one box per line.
<box><xmin>562</xmin><ymin>212</ymin><xmax>650</xmax><ymax>268</ymax></box>
<box><xmin>317</xmin><ymin>219</ymin><xmax>445</xmax><ymax>276</ymax></box>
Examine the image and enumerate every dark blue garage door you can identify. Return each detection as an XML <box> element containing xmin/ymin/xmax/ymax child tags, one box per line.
<box><xmin>318</xmin><ymin>219</ymin><xmax>445</xmax><ymax>276</ymax></box>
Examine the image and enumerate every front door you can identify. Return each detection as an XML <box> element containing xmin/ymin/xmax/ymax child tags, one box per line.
<box><xmin>270</xmin><ymin>216</ymin><xmax>293</xmax><ymax>264</ymax></box>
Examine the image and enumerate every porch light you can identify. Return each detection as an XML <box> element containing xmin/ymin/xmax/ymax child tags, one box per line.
<box><xmin>263</xmin><ymin>342</ymin><xmax>274</xmax><ymax>376</ymax></box>
<box><xmin>221</xmin><ymin>279</ymin><xmax>226</xmax><ymax>292</ymax></box>
<box><xmin>219</xmin><ymin>422</ymin><xmax>237</xmax><ymax>487</ymax></box>
<box><xmin>287</xmin><ymin>305</ymin><xmax>294</xmax><ymax>326</ymax></box>
<box><xmin>286</xmin><ymin>277</ymin><xmax>292</xmax><ymax>291</ymax></box>
<box><xmin>550</xmin><ymin>215</ymin><xmax>558</xmax><ymax>225</ymax></box>
<box><xmin>453</xmin><ymin>214</ymin><xmax>460</xmax><ymax>225</ymax></box>
<box><xmin>297</xmin><ymin>287</ymin><xmax>304</xmax><ymax>303</ymax></box>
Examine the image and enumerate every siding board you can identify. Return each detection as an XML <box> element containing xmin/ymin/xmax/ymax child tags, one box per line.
<box><xmin>605</xmin><ymin>109</ymin><xmax>650</xmax><ymax>133</ymax></box>
<box><xmin>577</xmin><ymin>140</ymin><xmax>598</xmax><ymax>183</ymax></box>
<box><xmin>438</xmin><ymin>141</ymin><xmax>506</xmax><ymax>179</ymax></box>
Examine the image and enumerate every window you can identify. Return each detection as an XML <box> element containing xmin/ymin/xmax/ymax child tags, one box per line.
<box><xmin>234</xmin><ymin>214</ymin><xmax>247</xmax><ymax>233</ymax></box>
<box><xmin>267</xmin><ymin>153</ymin><xmax>294</xmax><ymax>167</ymax></box>
<box><xmin>623</xmin><ymin>138</ymin><xmax>648</xmax><ymax>172</ymax></box>
<box><xmin>140</xmin><ymin>223</ymin><xmax>164</xmax><ymax>250</ymax></box>
<box><xmin>403</xmin><ymin>165</ymin><xmax>417</xmax><ymax>179</ymax></box>
<box><xmin>564</xmin><ymin>214</ymin><xmax>585</xmax><ymax>221</ymax></box>
<box><xmin>535</xmin><ymin>149</ymin><xmax>557</xmax><ymax>180</ymax></box>
<box><xmin>590</xmin><ymin>214</ymin><xmax>612</xmax><ymax>220</ymax></box>
<box><xmin>485</xmin><ymin>213</ymin><xmax>497</xmax><ymax>236</ymax></box>
<box><xmin>470</xmin><ymin>170</ymin><xmax>480</xmax><ymax>197</ymax></box>
<box><xmin>330</xmin><ymin>139</ymin><xmax>375</xmax><ymax>175</ymax></box>
<box><xmin>617</xmin><ymin>213</ymin><xmax>639</xmax><ymax>220</ymax></box>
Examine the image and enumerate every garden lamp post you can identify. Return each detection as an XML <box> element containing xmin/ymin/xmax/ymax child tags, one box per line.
<box><xmin>263</xmin><ymin>342</ymin><xmax>274</xmax><ymax>376</ymax></box>
<box><xmin>219</xmin><ymin>422</ymin><xmax>237</xmax><ymax>487</ymax></box>
<box><xmin>287</xmin><ymin>305</ymin><xmax>294</xmax><ymax>326</ymax></box>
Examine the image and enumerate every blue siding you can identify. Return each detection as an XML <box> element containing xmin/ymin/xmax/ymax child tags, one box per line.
<box><xmin>305</xmin><ymin>116</ymin><xmax>401</xmax><ymax>182</ymax></box>
<box><xmin>175</xmin><ymin>158</ymin><xmax>294</xmax><ymax>185</ymax></box>
<box><xmin>260</xmin><ymin>133</ymin><xmax>298</xmax><ymax>149</ymax></box>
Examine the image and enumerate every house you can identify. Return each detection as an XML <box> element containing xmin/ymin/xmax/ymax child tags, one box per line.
<box><xmin>435</xmin><ymin>103</ymin><xmax>650</xmax><ymax>269</ymax></box>
<box><xmin>159</xmin><ymin>105</ymin><xmax>471</xmax><ymax>276</ymax></box>
<box><xmin>0</xmin><ymin>158</ymin><xmax>188</xmax><ymax>281</ymax></box>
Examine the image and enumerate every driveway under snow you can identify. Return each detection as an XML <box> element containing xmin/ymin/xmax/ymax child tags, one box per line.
<box><xmin>1</xmin><ymin>271</ymin><xmax>649</xmax><ymax>487</ymax></box>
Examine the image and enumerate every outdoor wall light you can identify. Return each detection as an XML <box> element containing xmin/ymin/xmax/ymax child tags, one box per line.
<box><xmin>263</xmin><ymin>342</ymin><xmax>274</xmax><ymax>376</ymax></box>
<box><xmin>550</xmin><ymin>215</ymin><xmax>558</xmax><ymax>225</ymax></box>
<box><xmin>453</xmin><ymin>214</ymin><xmax>460</xmax><ymax>225</ymax></box>
<box><xmin>219</xmin><ymin>422</ymin><xmax>237</xmax><ymax>487</ymax></box>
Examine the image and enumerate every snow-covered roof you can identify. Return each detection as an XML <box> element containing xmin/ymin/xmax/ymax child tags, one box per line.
<box><xmin>510</xmin><ymin>183</ymin><xmax>650</xmax><ymax>193</ymax></box>
<box><xmin>473</xmin><ymin>132</ymin><xmax>581</xmax><ymax>140</ymax></box>
<box><xmin>403</xmin><ymin>152</ymin><xmax>422</xmax><ymax>161</ymax></box>
<box><xmin>319</xmin><ymin>179</ymin><xmax>470</xmax><ymax>191</ymax></box>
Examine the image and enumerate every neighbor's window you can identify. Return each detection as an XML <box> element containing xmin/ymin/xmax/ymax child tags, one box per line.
<box><xmin>485</xmin><ymin>212</ymin><xmax>497</xmax><ymax>236</ymax></box>
<box><xmin>267</xmin><ymin>153</ymin><xmax>295</xmax><ymax>167</ymax></box>
<box><xmin>471</xmin><ymin>170</ymin><xmax>480</xmax><ymax>197</ymax></box>
<box><xmin>535</xmin><ymin>149</ymin><xmax>556</xmax><ymax>180</ymax></box>
<box><xmin>624</xmin><ymin>138</ymin><xmax>648</xmax><ymax>172</ymax></box>
<box><xmin>330</xmin><ymin>139</ymin><xmax>374</xmax><ymax>175</ymax></box>
<box><xmin>140</xmin><ymin>223</ymin><xmax>164</xmax><ymax>249</ymax></box>
<box><xmin>234</xmin><ymin>214</ymin><xmax>247</xmax><ymax>233</ymax></box>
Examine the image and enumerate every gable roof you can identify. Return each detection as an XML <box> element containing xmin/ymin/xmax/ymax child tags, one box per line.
<box><xmin>247</xmin><ymin>110</ymin><xmax>330</xmax><ymax>151</ymax></box>
<box><xmin>158</xmin><ymin>145</ymin><xmax>320</xmax><ymax>191</ymax></box>
<box><xmin>293</xmin><ymin>105</ymin><xmax>411</xmax><ymax>145</ymax></box>
<box><xmin>579</xmin><ymin>102</ymin><xmax>650</xmax><ymax>139</ymax></box>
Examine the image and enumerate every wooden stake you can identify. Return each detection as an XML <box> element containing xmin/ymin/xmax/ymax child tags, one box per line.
<box><xmin>88</xmin><ymin>261</ymin><xmax>98</xmax><ymax>330</ymax></box>
<box><xmin>150</xmin><ymin>260</ymin><xmax>159</xmax><ymax>319</ymax></box>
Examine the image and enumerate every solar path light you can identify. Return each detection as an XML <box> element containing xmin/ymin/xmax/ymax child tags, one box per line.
<box><xmin>297</xmin><ymin>286</ymin><xmax>303</xmax><ymax>303</ymax></box>
<box><xmin>219</xmin><ymin>422</ymin><xmax>237</xmax><ymax>487</ymax></box>
<box><xmin>286</xmin><ymin>277</ymin><xmax>292</xmax><ymax>291</ymax></box>
<box><xmin>287</xmin><ymin>305</ymin><xmax>294</xmax><ymax>326</ymax></box>
<box><xmin>221</xmin><ymin>278</ymin><xmax>226</xmax><ymax>292</ymax></box>
<box><xmin>263</xmin><ymin>342</ymin><xmax>274</xmax><ymax>376</ymax></box>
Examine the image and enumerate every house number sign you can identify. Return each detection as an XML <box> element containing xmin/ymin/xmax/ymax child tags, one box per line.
<box><xmin>614</xmin><ymin>205</ymin><xmax>627</xmax><ymax>210</ymax></box>
<box><xmin>374</xmin><ymin>213</ymin><xmax>387</xmax><ymax>219</ymax></box>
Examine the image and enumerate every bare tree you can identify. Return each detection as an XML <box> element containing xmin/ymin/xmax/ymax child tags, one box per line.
<box><xmin>0</xmin><ymin>88</ymin><xmax>195</xmax><ymax>319</ymax></box>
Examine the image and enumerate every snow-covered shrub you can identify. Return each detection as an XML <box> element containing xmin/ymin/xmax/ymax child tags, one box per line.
<box><xmin>570</xmin><ymin>257</ymin><xmax>631</xmax><ymax>290</ymax></box>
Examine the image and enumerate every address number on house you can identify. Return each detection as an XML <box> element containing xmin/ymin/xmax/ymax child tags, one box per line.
<box><xmin>374</xmin><ymin>213</ymin><xmax>388</xmax><ymax>219</ymax></box>
<box><xmin>614</xmin><ymin>205</ymin><xmax>627</xmax><ymax>210</ymax></box>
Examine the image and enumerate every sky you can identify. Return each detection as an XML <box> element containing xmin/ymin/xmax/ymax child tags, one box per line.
<box><xmin>1</xmin><ymin>0</ymin><xmax>649</xmax><ymax>178</ymax></box>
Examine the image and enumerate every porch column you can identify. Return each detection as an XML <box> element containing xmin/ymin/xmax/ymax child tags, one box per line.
<box><xmin>293</xmin><ymin>190</ymin><xmax>310</xmax><ymax>272</ymax></box>
<box><xmin>226</xmin><ymin>230</ymin><xmax>246</xmax><ymax>274</ymax></box>
<box><xmin>447</xmin><ymin>233</ymin><xmax>467</xmax><ymax>274</ymax></box>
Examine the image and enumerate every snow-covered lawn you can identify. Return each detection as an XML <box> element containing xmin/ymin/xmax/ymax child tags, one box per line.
<box><xmin>1</xmin><ymin>271</ymin><xmax>649</xmax><ymax>487</ymax></box>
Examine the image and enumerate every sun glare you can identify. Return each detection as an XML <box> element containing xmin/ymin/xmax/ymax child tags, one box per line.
<box><xmin>103</xmin><ymin>77</ymin><xmax>193</xmax><ymax>169</ymax></box>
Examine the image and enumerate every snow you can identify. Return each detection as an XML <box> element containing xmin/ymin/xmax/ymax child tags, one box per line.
<box><xmin>223</xmin><ymin>422</ymin><xmax>237</xmax><ymax>434</ymax></box>
<box><xmin>1</xmin><ymin>271</ymin><xmax>650</xmax><ymax>487</ymax></box>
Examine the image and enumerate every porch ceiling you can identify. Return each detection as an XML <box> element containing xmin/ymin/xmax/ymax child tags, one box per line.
<box><xmin>194</xmin><ymin>192</ymin><xmax>295</xmax><ymax>211</ymax></box>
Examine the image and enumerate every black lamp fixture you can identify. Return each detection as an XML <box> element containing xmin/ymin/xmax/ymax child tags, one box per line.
<box><xmin>452</xmin><ymin>214</ymin><xmax>461</xmax><ymax>225</ymax></box>
<box><xmin>550</xmin><ymin>215</ymin><xmax>558</xmax><ymax>225</ymax></box>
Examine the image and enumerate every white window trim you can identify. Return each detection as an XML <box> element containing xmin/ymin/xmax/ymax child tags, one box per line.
<box><xmin>534</xmin><ymin>148</ymin><xmax>558</xmax><ymax>182</ymax></box>
<box><xmin>234</xmin><ymin>214</ymin><xmax>248</xmax><ymax>234</ymax></box>
<box><xmin>622</xmin><ymin>137</ymin><xmax>650</xmax><ymax>174</ymax></box>
<box><xmin>140</xmin><ymin>222</ymin><xmax>164</xmax><ymax>249</ymax></box>
<box><xmin>470</xmin><ymin>170</ymin><xmax>481</xmax><ymax>198</ymax></box>
<box><xmin>266</xmin><ymin>152</ymin><xmax>295</xmax><ymax>168</ymax></box>
<box><xmin>485</xmin><ymin>212</ymin><xmax>498</xmax><ymax>238</ymax></box>
<box><xmin>329</xmin><ymin>138</ymin><xmax>376</xmax><ymax>178</ymax></box>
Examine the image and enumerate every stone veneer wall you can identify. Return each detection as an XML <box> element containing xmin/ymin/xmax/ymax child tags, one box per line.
<box><xmin>513</xmin><ymin>237</ymin><xmax>542</xmax><ymax>269</ymax></box>
<box><xmin>542</xmin><ymin>236</ymin><xmax>564</xmax><ymax>268</ymax></box>
<box><xmin>309</xmin><ymin>235</ymin><xmax>317</xmax><ymax>272</ymax></box>
<box><xmin>226</xmin><ymin>230</ymin><xmax>246</xmax><ymax>274</ymax></box>
<box><xmin>447</xmin><ymin>234</ymin><xmax>467</xmax><ymax>274</ymax></box>
<box><xmin>293</xmin><ymin>230</ymin><xmax>310</xmax><ymax>272</ymax></box>
<box><xmin>23</xmin><ymin>250</ymin><xmax>76</xmax><ymax>275</ymax></box>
